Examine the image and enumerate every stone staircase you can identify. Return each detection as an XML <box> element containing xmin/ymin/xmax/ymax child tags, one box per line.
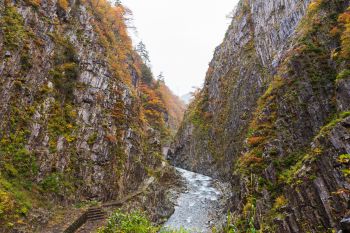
<box><xmin>63</xmin><ymin>174</ymin><xmax>159</xmax><ymax>232</ymax></box>
<box><xmin>86</xmin><ymin>207</ymin><xmax>107</xmax><ymax>222</ymax></box>
<box><xmin>63</xmin><ymin>207</ymin><xmax>107</xmax><ymax>233</ymax></box>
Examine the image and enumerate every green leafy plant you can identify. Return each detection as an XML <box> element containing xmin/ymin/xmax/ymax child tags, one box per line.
<box><xmin>98</xmin><ymin>210</ymin><xmax>190</xmax><ymax>233</ymax></box>
<box><xmin>97</xmin><ymin>210</ymin><xmax>159</xmax><ymax>233</ymax></box>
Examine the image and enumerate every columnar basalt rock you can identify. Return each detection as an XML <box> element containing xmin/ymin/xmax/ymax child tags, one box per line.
<box><xmin>169</xmin><ymin>0</ymin><xmax>312</xmax><ymax>179</ymax></box>
<box><xmin>170</xmin><ymin>0</ymin><xmax>350</xmax><ymax>231</ymax></box>
<box><xmin>0</xmin><ymin>0</ymin><xmax>184</xmax><ymax>231</ymax></box>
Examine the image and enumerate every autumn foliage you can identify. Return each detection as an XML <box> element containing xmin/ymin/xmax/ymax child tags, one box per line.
<box><xmin>338</xmin><ymin>7</ymin><xmax>350</xmax><ymax>59</ymax></box>
<box><xmin>157</xmin><ymin>83</ymin><xmax>186</xmax><ymax>131</ymax></box>
<box><xmin>85</xmin><ymin>0</ymin><xmax>184</xmax><ymax>139</ymax></box>
<box><xmin>247</xmin><ymin>136</ymin><xmax>265</xmax><ymax>147</ymax></box>
<box><xmin>140</xmin><ymin>83</ymin><xmax>166</xmax><ymax>129</ymax></box>
<box><xmin>86</xmin><ymin>0</ymin><xmax>134</xmax><ymax>85</ymax></box>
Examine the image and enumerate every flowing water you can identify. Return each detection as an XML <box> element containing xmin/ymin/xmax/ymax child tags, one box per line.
<box><xmin>163</xmin><ymin>167</ymin><xmax>230</xmax><ymax>233</ymax></box>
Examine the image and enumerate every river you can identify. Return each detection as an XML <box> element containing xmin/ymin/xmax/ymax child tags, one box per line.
<box><xmin>163</xmin><ymin>167</ymin><xmax>231</xmax><ymax>233</ymax></box>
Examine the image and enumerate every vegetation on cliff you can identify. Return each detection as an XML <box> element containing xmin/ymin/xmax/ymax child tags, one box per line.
<box><xmin>0</xmin><ymin>0</ymin><xmax>184</xmax><ymax>231</ymax></box>
<box><xmin>170</xmin><ymin>0</ymin><xmax>350</xmax><ymax>232</ymax></box>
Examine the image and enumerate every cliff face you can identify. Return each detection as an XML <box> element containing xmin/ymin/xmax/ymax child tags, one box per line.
<box><xmin>0</xmin><ymin>0</ymin><xmax>183</xmax><ymax>230</ymax></box>
<box><xmin>170</xmin><ymin>0</ymin><xmax>350</xmax><ymax>232</ymax></box>
<box><xmin>169</xmin><ymin>0</ymin><xmax>312</xmax><ymax>179</ymax></box>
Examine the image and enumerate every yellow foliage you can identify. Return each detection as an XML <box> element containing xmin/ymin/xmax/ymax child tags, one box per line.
<box><xmin>88</xmin><ymin>0</ymin><xmax>133</xmax><ymax>85</ymax></box>
<box><xmin>0</xmin><ymin>190</ymin><xmax>15</xmax><ymax>218</ymax></box>
<box><xmin>58</xmin><ymin>0</ymin><xmax>69</xmax><ymax>10</ymax></box>
<box><xmin>273</xmin><ymin>195</ymin><xmax>288</xmax><ymax>210</ymax></box>
<box><xmin>308</xmin><ymin>0</ymin><xmax>323</xmax><ymax>13</ymax></box>
<box><xmin>243</xmin><ymin>196</ymin><xmax>256</xmax><ymax>217</ymax></box>
<box><xmin>338</xmin><ymin>10</ymin><xmax>350</xmax><ymax>58</ymax></box>
<box><xmin>25</xmin><ymin>0</ymin><xmax>41</xmax><ymax>7</ymax></box>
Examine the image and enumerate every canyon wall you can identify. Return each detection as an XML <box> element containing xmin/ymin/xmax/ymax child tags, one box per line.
<box><xmin>0</xmin><ymin>0</ymin><xmax>183</xmax><ymax>231</ymax></box>
<box><xmin>169</xmin><ymin>0</ymin><xmax>350</xmax><ymax>231</ymax></box>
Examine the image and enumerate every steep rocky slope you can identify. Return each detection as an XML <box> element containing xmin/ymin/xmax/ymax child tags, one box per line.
<box><xmin>157</xmin><ymin>82</ymin><xmax>186</xmax><ymax>137</ymax></box>
<box><xmin>0</xmin><ymin>0</ymin><xmax>183</xmax><ymax>231</ymax></box>
<box><xmin>170</xmin><ymin>0</ymin><xmax>313</xmax><ymax>179</ymax></box>
<box><xmin>169</xmin><ymin>0</ymin><xmax>350</xmax><ymax>232</ymax></box>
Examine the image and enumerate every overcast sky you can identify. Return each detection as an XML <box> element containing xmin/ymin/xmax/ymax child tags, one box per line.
<box><xmin>122</xmin><ymin>0</ymin><xmax>239</xmax><ymax>96</ymax></box>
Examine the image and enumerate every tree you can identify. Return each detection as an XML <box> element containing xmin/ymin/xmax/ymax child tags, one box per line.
<box><xmin>141</xmin><ymin>64</ymin><xmax>153</xmax><ymax>84</ymax></box>
<box><xmin>136</xmin><ymin>41</ymin><xmax>150</xmax><ymax>64</ymax></box>
<box><xmin>156</xmin><ymin>72</ymin><xmax>164</xmax><ymax>88</ymax></box>
<box><xmin>157</xmin><ymin>72</ymin><xmax>164</xmax><ymax>83</ymax></box>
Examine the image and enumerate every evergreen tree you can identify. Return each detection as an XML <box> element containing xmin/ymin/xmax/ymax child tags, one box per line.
<box><xmin>157</xmin><ymin>72</ymin><xmax>164</xmax><ymax>83</ymax></box>
<box><xmin>141</xmin><ymin>64</ymin><xmax>153</xmax><ymax>84</ymax></box>
<box><xmin>136</xmin><ymin>41</ymin><xmax>150</xmax><ymax>64</ymax></box>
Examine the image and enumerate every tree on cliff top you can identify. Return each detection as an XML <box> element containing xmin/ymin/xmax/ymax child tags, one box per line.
<box><xmin>136</xmin><ymin>41</ymin><xmax>150</xmax><ymax>64</ymax></box>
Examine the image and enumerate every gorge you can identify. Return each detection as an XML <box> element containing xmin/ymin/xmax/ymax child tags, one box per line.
<box><xmin>0</xmin><ymin>0</ymin><xmax>350</xmax><ymax>232</ymax></box>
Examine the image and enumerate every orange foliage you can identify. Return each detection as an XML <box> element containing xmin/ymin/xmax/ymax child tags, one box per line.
<box><xmin>105</xmin><ymin>134</ymin><xmax>117</xmax><ymax>143</ymax></box>
<box><xmin>239</xmin><ymin>153</ymin><xmax>264</xmax><ymax>167</ymax></box>
<box><xmin>338</xmin><ymin>10</ymin><xmax>350</xmax><ymax>24</ymax></box>
<box><xmin>25</xmin><ymin>0</ymin><xmax>41</xmax><ymax>7</ymax></box>
<box><xmin>58</xmin><ymin>0</ymin><xmax>69</xmax><ymax>10</ymax></box>
<box><xmin>338</xmin><ymin>8</ymin><xmax>350</xmax><ymax>58</ymax></box>
<box><xmin>88</xmin><ymin>0</ymin><xmax>134</xmax><ymax>85</ymax></box>
<box><xmin>330</xmin><ymin>27</ymin><xmax>341</xmax><ymax>37</ymax></box>
<box><xmin>85</xmin><ymin>0</ymin><xmax>183</xmax><ymax>135</ymax></box>
<box><xmin>247</xmin><ymin>136</ymin><xmax>265</xmax><ymax>147</ymax></box>
<box><xmin>139</xmin><ymin>83</ymin><xmax>167</xmax><ymax>127</ymax></box>
<box><xmin>112</xmin><ymin>99</ymin><xmax>127</xmax><ymax>125</ymax></box>
<box><xmin>156</xmin><ymin>82</ymin><xmax>185</xmax><ymax>130</ymax></box>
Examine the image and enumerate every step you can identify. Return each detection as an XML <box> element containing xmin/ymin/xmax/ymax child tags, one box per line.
<box><xmin>87</xmin><ymin>213</ymin><xmax>105</xmax><ymax>218</ymax></box>
<box><xmin>87</xmin><ymin>212</ymin><xmax>104</xmax><ymax>216</ymax></box>
<box><xmin>87</xmin><ymin>207</ymin><xmax>103</xmax><ymax>211</ymax></box>
<box><xmin>87</xmin><ymin>209</ymin><xmax>104</xmax><ymax>214</ymax></box>
<box><xmin>88</xmin><ymin>216</ymin><xmax>106</xmax><ymax>221</ymax></box>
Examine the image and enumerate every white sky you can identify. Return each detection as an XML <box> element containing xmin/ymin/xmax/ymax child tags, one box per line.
<box><xmin>122</xmin><ymin>0</ymin><xmax>239</xmax><ymax>96</ymax></box>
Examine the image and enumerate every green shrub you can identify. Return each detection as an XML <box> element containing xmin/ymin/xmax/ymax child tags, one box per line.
<box><xmin>40</xmin><ymin>172</ymin><xmax>75</xmax><ymax>195</ymax></box>
<box><xmin>50</xmin><ymin>62</ymin><xmax>79</xmax><ymax>100</ymax></box>
<box><xmin>49</xmin><ymin>34</ymin><xmax>79</xmax><ymax>101</ymax></box>
<box><xmin>87</xmin><ymin>133</ymin><xmax>98</xmax><ymax>146</ymax></box>
<box><xmin>98</xmin><ymin>210</ymin><xmax>158</xmax><ymax>233</ymax></box>
<box><xmin>20</xmin><ymin>54</ymin><xmax>32</xmax><ymax>71</ymax></box>
<box><xmin>98</xmin><ymin>210</ymin><xmax>189</xmax><ymax>233</ymax></box>
<box><xmin>40</xmin><ymin>173</ymin><xmax>61</xmax><ymax>193</ymax></box>
<box><xmin>0</xmin><ymin>175</ymin><xmax>32</xmax><ymax>223</ymax></box>
<box><xmin>0</xmin><ymin>6</ymin><xmax>28</xmax><ymax>50</ymax></box>
<box><xmin>336</xmin><ymin>69</ymin><xmax>350</xmax><ymax>80</ymax></box>
<box><xmin>338</xmin><ymin>154</ymin><xmax>350</xmax><ymax>164</ymax></box>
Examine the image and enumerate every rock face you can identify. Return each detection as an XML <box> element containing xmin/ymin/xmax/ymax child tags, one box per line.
<box><xmin>169</xmin><ymin>0</ymin><xmax>311</xmax><ymax>179</ymax></box>
<box><xmin>0</xmin><ymin>0</ymin><xmax>183</xmax><ymax>231</ymax></box>
<box><xmin>170</xmin><ymin>0</ymin><xmax>350</xmax><ymax>232</ymax></box>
